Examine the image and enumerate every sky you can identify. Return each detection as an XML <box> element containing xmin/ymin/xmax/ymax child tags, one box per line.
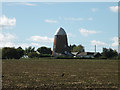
<box><xmin>0</xmin><ymin>2</ymin><xmax>118</xmax><ymax>52</ymax></box>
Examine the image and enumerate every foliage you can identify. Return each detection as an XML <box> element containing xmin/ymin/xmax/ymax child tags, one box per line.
<box><xmin>39</xmin><ymin>54</ymin><xmax>51</xmax><ymax>57</ymax></box>
<box><xmin>16</xmin><ymin>47</ymin><xmax>24</xmax><ymax>59</ymax></box>
<box><xmin>0</xmin><ymin>48</ymin><xmax>2</xmax><ymax>58</ymax></box>
<box><xmin>2</xmin><ymin>47</ymin><xmax>24</xmax><ymax>59</ymax></box>
<box><xmin>25</xmin><ymin>46</ymin><xmax>35</xmax><ymax>55</ymax></box>
<box><xmin>37</xmin><ymin>46</ymin><xmax>52</xmax><ymax>54</ymax></box>
<box><xmin>102</xmin><ymin>48</ymin><xmax>118</xmax><ymax>59</ymax></box>
<box><xmin>71</xmin><ymin>44</ymin><xmax>85</xmax><ymax>53</ymax></box>
<box><xmin>117</xmin><ymin>54</ymin><xmax>120</xmax><ymax>59</ymax></box>
<box><xmin>69</xmin><ymin>44</ymin><xmax>76</xmax><ymax>52</ymax></box>
<box><xmin>2</xmin><ymin>46</ymin><xmax>53</xmax><ymax>59</ymax></box>
<box><xmin>28</xmin><ymin>52</ymin><xmax>39</xmax><ymax>58</ymax></box>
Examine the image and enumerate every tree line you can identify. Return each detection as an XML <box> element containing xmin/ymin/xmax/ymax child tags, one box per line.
<box><xmin>1</xmin><ymin>46</ymin><xmax>52</xmax><ymax>59</ymax></box>
<box><xmin>0</xmin><ymin>44</ymin><xmax>119</xmax><ymax>59</ymax></box>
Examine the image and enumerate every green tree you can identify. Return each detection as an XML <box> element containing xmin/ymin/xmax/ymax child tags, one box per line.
<box><xmin>72</xmin><ymin>44</ymin><xmax>85</xmax><ymax>53</ymax></box>
<box><xmin>0</xmin><ymin>48</ymin><xmax>2</xmax><ymax>59</ymax></box>
<box><xmin>25</xmin><ymin>46</ymin><xmax>35</xmax><ymax>55</ymax></box>
<box><xmin>28</xmin><ymin>52</ymin><xmax>39</xmax><ymax>58</ymax></box>
<box><xmin>102</xmin><ymin>48</ymin><xmax>118</xmax><ymax>59</ymax></box>
<box><xmin>2</xmin><ymin>47</ymin><xmax>25</xmax><ymax>59</ymax></box>
<box><xmin>37</xmin><ymin>46</ymin><xmax>52</xmax><ymax>54</ymax></box>
<box><xmin>16</xmin><ymin>47</ymin><xmax>24</xmax><ymax>59</ymax></box>
<box><xmin>2</xmin><ymin>47</ymin><xmax>18</xmax><ymax>59</ymax></box>
<box><xmin>69</xmin><ymin>44</ymin><xmax>76</xmax><ymax>52</ymax></box>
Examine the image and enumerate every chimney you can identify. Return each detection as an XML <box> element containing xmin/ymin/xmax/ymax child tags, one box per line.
<box><xmin>95</xmin><ymin>45</ymin><xmax>96</xmax><ymax>53</ymax></box>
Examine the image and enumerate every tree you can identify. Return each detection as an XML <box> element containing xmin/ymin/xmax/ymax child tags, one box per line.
<box><xmin>69</xmin><ymin>44</ymin><xmax>76</xmax><ymax>52</ymax></box>
<box><xmin>25</xmin><ymin>46</ymin><xmax>35</xmax><ymax>55</ymax></box>
<box><xmin>2</xmin><ymin>47</ymin><xmax>18</xmax><ymax>59</ymax></box>
<box><xmin>102</xmin><ymin>48</ymin><xmax>118</xmax><ymax>59</ymax></box>
<box><xmin>16</xmin><ymin>47</ymin><xmax>24</xmax><ymax>59</ymax></box>
<box><xmin>2</xmin><ymin>47</ymin><xmax>24</xmax><ymax>59</ymax></box>
<box><xmin>72</xmin><ymin>44</ymin><xmax>85</xmax><ymax>53</ymax></box>
<box><xmin>28</xmin><ymin>52</ymin><xmax>39</xmax><ymax>58</ymax></box>
<box><xmin>0</xmin><ymin>48</ymin><xmax>2</xmax><ymax>59</ymax></box>
<box><xmin>37</xmin><ymin>46</ymin><xmax>52</xmax><ymax>54</ymax></box>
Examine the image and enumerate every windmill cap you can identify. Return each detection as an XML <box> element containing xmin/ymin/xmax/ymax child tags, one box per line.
<box><xmin>55</xmin><ymin>27</ymin><xmax>67</xmax><ymax>35</ymax></box>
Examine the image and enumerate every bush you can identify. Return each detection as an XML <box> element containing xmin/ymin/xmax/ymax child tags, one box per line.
<box><xmin>55</xmin><ymin>56</ymin><xmax>74</xmax><ymax>59</ymax></box>
<box><xmin>102</xmin><ymin>48</ymin><xmax>118</xmax><ymax>59</ymax></box>
<box><xmin>28</xmin><ymin>52</ymin><xmax>39</xmax><ymax>58</ymax></box>
<box><xmin>117</xmin><ymin>54</ymin><xmax>120</xmax><ymax>59</ymax></box>
<box><xmin>39</xmin><ymin>54</ymin><xmax>51</xmax><ymax>57</ymax></box>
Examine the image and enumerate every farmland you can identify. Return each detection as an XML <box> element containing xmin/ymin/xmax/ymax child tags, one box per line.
<box><xmin>2</xmin><ymin>58</ymin><xmax>119</xmax><ymax>89</ymax></box>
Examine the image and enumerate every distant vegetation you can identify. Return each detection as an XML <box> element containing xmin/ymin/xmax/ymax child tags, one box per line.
<box><xmin>69</xmin><ymin>44</ymin><xmax>85</xmax><ymax>53</ymax></box>
<box><xmin>1</xmin><ymin>46</ymin><xmax>52</xmax><ymax>59</ymax></box>
<box><xmin>1</xmin><ymin>44</ymin><xmax>119</xmax><ymax>59</ymax></box>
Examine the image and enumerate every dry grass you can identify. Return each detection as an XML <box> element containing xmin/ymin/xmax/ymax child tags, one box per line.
<box><xmin>2</xmin><ymin>58</ymin><xmax>119</xmax><ymax>89</ymax></box>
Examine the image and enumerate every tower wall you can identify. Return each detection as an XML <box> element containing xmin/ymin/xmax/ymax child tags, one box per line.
<box><xmin>52</xmin><ymin>35</ymin><xmax>69</xmax><ymax>55</ymax></box>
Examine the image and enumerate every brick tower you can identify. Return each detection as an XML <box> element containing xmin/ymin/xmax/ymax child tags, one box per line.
<box><xmin>52</xmin><ymin>27</ymin><xmax>69</xmax><ymax>56</ymax></box>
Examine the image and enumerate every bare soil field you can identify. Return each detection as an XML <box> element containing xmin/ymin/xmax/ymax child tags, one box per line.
<box><xmin>2</xmin><ymin>58</ymin><xmax>119</xmax><ymax>89</ymax></box>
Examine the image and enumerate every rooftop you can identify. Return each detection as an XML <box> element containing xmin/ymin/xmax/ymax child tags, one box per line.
<box><xmin>55</xmin><ymin>27</ymin><xmax>67</xmax><ymax>35</ymax></box>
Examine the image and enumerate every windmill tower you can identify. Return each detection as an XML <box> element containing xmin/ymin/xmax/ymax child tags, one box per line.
<box><xmin>52</xmin><ymin>27</ymin><xmax>69</xmax><ymax>56</ymax></box>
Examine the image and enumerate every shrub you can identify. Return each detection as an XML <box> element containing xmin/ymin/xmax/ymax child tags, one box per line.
<box><xmin>28</xmin><ymin>52</ymin><xmax>39</xmax><ymax>58</ymax></box>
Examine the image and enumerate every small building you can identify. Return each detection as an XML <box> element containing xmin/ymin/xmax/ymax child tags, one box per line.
<box><xmin>71</xmin><ymin>52</ymin><xmax>79</xmax><ymax>57</ymax></box>
<box><xmin>76</xmin><ymin>52</ymin><xmax>101</xmax><ymax>58</ymax></box>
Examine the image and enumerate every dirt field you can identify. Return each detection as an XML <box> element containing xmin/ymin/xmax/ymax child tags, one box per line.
<box><xmin>2</xmin><ymin>58</ymin><xmax>119</xmax><ymax>89</ymax></box>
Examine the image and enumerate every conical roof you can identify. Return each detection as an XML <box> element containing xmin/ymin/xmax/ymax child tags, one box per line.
<box><xmin>55</xmin><ymin>27</ymin><xmax>67</xmax><ymax>35</ymax></box>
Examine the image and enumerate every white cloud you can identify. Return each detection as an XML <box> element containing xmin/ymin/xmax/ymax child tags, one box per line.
<box><xmin>0</xmin><ymin>32</ymin><xmax>16</xmax><ymax>47</ymax></box>
<box><xmin>22</xmin><ymin>2</ymin><xmax>36</xmax><ymax>6</ymax></box>
<box><xmin>45</xmin><ymin>19</ymin><xmax>58</xmax><ymax>23</ymax></box>
<box><xmin>0</xmin><ymin>42</ymin><xmax>15</xmax><ymax>48</ymax></box>
<box><xmin>30</xmin><ymin>36</ymin><xmax>54</xmax><ymax>42</ymax></box>
<box><xmin>109</xmin><ymin>6</ymin><xmax>118</xmax><ymax>12</ymax></box>
<box><xmin>0</xmin><ymin>15</ymin><xmax>16</xmax><ymax>28</ymax></box>
<box><xmin>91</xmin><ymin>8</ymin><xmax>97</xmax><ymax>12</ymax></box>
<box><xmin>0</xmin><ymin>33</ymin><xmax>52</xmax><ymax>48</ymax></box>
<box><xmin>91</xmin><ymin>40</ymin><xmax>107</xmax><ymax>46</ymax></box>
<box><xmin>79</xmin><ymin>28</ymin><xmax>98</xmax><ymax>36</ymax></box>
<box><xmin>65</xmin><ymin>17</ymin><xmax>83</xmax><ymax>21</ymax></box>
<box><xmin>111</xmin><ymin>37</ymin><xmax>118</xmax><ymax>47</ymax></box>
<box><xmin>6</xmin><ymin>2</ymin><xmax>37</xmax><ymax>6</ymax></box>
<box><xmin>17</xmin><ymin>43</ymin><xmax>50</xmax><ymax>49</ymax></box>
<box><xmin>68</xmin><ymin>33</ymin><xmax>76</xmax><ymax>38</ymax></box>
<box><xmin>0</xmin><ymin>33</ymin><xmax>15</xmax><ymax>42</ymax></box>
<box><xmin>31</xmin><ymin>43</ymin><xmax>40</xmax><ymax>47</ymax></box>
<box><xmin>88</xmin><ymin>17</ymin><xmax>93</xmax><ymax>21</ymax></box>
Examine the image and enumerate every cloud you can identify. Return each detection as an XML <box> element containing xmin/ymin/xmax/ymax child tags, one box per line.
<box><xmin>109</xmin><ymin>6</ymin><xmax>118</xmax><ymax>12</ymax></box>
<box><xmin>91</xmin><ymin>8</ymin><xmax>97</xmax><ymax>12</ymax></box>
<box><xmin>22</xmin><ymin>2</ymin><xmax>37</xmax><ymax>6</ymax></box>
<box><xmin>91</xmin><ymin>40</ymin><xmax>107</xmax><ymax>46</ymax></box>
<box><xmin>111</xmin><ymin>37</ymin><xmax>118</xmax><ymax>47</ymax></box>
<box><xmin>64</xmin><ymin>17</ymin><xmax>83</xmax><ymax>21</ymax></box>
<box><xmin>6</xmin><ymin>2</ymin><xmax>37</xmax><ymax>6</ymax></box>
<box><xmin>0</xmin><ymin>42</ymin><xmax>15</xmax><ymax>48</ymax></box>
<box><xmin>30</xmin><ymin>36</ymin><xmax>54</xmax><ymax>42</ymax></box>
<box><xmin>0</xmin><ymin>15</ymin><xmax>16</xmax><ymax>28</ymax></box>
<box><xmin>79</xmin><ymin>28</ymin><xmax>98</xmax><ymax>36</ymax></box>
<box><xmin>0</xmin><ymin>32</ymin><xmax>16</xmax><ymax>47</ymax></box>
<box><xmin>68</xmin><ymin>33</ymin><xmax>76</xmax><ymax>38</ymax></box>
<box><xmin>0</xmin><ymin>33</ymin><xmax>52</xmax><ymax>48</ymax></box>
<box><xmin>44</xmin><ymin>19</ymin><xmax>58</xmax><ymax>23</ymax></box>
<box><xmin>0</xmin><ymin>33</ymin><xmax>15</xmax><ymax>42</ymax></box>
<box><xmin>31</xmin><ymin>43</ymin><xmax>40</xmax><ymax>47</ymax></box>
<box><xmin>88</xmin><ymin>17</ymin><xmax>93</xmax><ymax>21</ymax></box>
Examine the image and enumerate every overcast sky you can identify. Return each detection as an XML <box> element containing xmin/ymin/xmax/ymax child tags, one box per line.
<box><xmin>0</xmin><ymin>2</ymin><xmax>118</xmax><ymax>52</ymax></box>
